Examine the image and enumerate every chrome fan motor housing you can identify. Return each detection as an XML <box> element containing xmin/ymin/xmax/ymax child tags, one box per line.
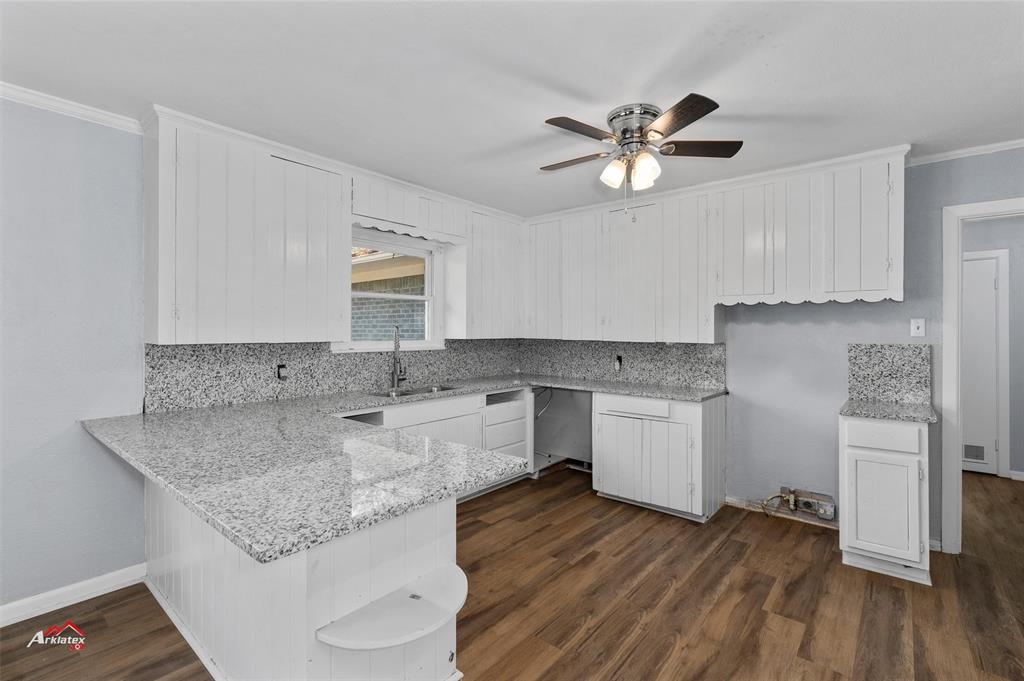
<box><xmin>607</xmin><ymin>103</ymin><xmax>662</xmax><ymax>154</ymax></box>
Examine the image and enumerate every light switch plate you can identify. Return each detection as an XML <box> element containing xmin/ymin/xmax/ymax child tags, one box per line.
<box><xmin>910</xmin><ymin>318</ymin><xmax>925</xmax><ymax>337</ymax></box>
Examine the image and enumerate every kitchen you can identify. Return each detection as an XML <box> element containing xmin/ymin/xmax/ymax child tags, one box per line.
<box><xmin>2</xmin><ymin>2</ymin><xmax>1023</xmax><ymax>680</ymax></box>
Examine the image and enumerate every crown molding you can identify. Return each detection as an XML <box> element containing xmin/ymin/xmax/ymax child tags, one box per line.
<box><xmin>907</xmin><ymin>138</ymin><xmax>1024</xmax><ymax>167</ymax></box>
<box><xmin>0</xmin><ymin>82</ymin><xmax>142</xmax><ymax>135</ymax></box>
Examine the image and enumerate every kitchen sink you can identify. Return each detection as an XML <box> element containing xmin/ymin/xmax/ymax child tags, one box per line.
<box><xmin>370</xmin><ymin>385</ymin><xmax>457</xmax><ymax>398</ymax></box>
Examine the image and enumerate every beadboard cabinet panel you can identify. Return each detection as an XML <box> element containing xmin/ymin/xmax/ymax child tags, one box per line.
<box><xmin>605</xmin><ymin>205</ymin><xmax>661</xmax><ymax>342</ymax></box>
<box><xmin>466</xmin><ymin>213</ymin><xmax>519</xmax><ymax>338</ymax></box>
<box><xmin>710</xmin><ymin>147</ymin><xmax>906</xmax><ymax>306</ymax></box>
<box><xmin>560</xmin><ymin>212</ymin><xmax>602</xmax><ymax>341</ymax></box>
<box><xmin>146</xmin><ymin>113</ymin><xmax>349</xmax><ymax>344</ymax></box>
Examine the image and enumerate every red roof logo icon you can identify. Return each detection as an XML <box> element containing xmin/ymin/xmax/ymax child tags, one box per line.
<box><xmin>43</xmin><ymin>621</ymin><xmax>85</xmax><ymax>638</ymax></box>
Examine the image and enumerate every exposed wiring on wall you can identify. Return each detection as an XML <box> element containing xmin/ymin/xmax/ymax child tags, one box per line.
<box><xmin>759</xmin><ymin>492</ymin><xmax>796</xmax><ymax>516</ymax></box>
<box><xmin>534</xmin><ymin>387</ymin><xmax>553</xmax><ymax>420</ymax></box>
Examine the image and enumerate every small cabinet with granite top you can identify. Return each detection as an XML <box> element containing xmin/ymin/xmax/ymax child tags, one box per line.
<box><xmin>592</xmin><ymin>393</ymin><xmax>726</xmax><ymax>522</ymax></box>
<box><xmin>839</xmin><ymin>414</ymin><xmax>930</xmax><ymax>585</ymax></box>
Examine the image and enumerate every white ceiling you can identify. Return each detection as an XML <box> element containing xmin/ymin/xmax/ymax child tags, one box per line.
<box><xmin>2</xmin><ymin>2</ymin><xmax>1022</xmax><ymax>216</ymax></box>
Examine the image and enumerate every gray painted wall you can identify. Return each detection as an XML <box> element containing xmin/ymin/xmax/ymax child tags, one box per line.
<box><xmin>723</xmin><ymin>147</ymin><xmax>1024</xmax><ymax>541</ymax></box>
<box><xmin>0</xmin><ymin>100</ymin><xmax>145</xmax><ymax>604</ymax></box>
<box><xmin>962</xmin><ymin>215</ymin><xmax>1024</xmax><ymax>471</ymax></box>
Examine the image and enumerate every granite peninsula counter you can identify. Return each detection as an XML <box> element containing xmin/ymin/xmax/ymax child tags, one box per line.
<box><xmin>83</xmin><ymin>395</ymin><xmax>529</xmax><ymax>681</ymax></box>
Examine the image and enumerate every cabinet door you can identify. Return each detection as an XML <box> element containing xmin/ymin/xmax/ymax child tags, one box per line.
<box><xmin>399</xmin><ymin>412</ymin><xmax>483</xmax><ymax>449</ymax></box>
<box><xmin>466</xmin><ymin>212</ymin><xmax>490</xmax><ymax>337</ymax></box>
<box><xmin>467</xmin><ymin>213</ymin><xmax>519</xmax><ymax>338</ymax></box>
<box><xmin>351</xmin><ymin>176</ymin><xmax>418</xmax><ymax>227</ymax></box>
<box><xmin>825</xmin><ymin>159</ymin><xmax>891</xmax><ymax>293</ymax></box>
<box><xmin>516</xmin><ymin>224</ymin><xmax>537</xmax><ymax>338</ymax></box>
<box><xmin>532</xmin><ymin>221</ymin><xmax>563</xmax><ymax>339</ymax></box>
<box><xmin>605</xmin><ymin>205</ymin><xmax>661</xmax><ymax>342</ymax></box>
<box><xmin>645</xmin><ymin>420</ymin><xmax>693</xmax><ymax>514</ymax></box>
<box><xmin>660</xmin><ymin>197</ymin><xmax>702</xmax><ymax>342</ymax></box>
<box><xmin>715</xmin><ymin>185</ymin><xmax>774</xmax><ymax>298</ymax></box>
<box><xmin>561</xmin><ymin>213</ymin><xmax>601</xmax><ymax>340</ymax></box>
<box><xmin>842</xmin><ymin>449</ymin><xmax>922</xmax><ymax>562</ymax></box>
<box><xmin>174</xmin><ymin>128</ymin><xmax>347</xmax><ymax>344</ymax></box>
<box><xmin>593</xmin><ymin>414</ymin><xmax>643</xmax><ymax>500</ymax></box>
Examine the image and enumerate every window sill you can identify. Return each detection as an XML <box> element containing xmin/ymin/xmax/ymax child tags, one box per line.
<box><xmin>330</xmin><ymin>341</ymin><xmax>448</xmax><ymax>354</ymax></box>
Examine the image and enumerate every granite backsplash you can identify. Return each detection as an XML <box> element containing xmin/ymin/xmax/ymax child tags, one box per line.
<box><xmin>847</xmin><ymin>343</ymin><xmax>932</xmax><ymax>403</ymax></box>
<box><xmin>145</xmin><ymin>339</ymin><xmax>726</xmax><ymax>412</ymax></box>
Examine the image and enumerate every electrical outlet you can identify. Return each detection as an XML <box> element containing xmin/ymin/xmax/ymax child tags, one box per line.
<box><xmin>910</xmin><ymin>318</ymin><xmax>925</xmax><ymax>337</ymax></box>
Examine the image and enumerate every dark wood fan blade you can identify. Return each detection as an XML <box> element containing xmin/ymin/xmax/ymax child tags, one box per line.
<box><xmin>540</xmin><ymin>152</ymin><xmax>610</xmax><ymax>171</ymax></box>
<box><xmin>644</xmin><ymin>94</ymin><xmax>719</xmax><ymax>139</ymax></box>
<box><xmin>545</xmin><ymin>117</ymin><xmax>616</xmax><ymax>142</ymax></box>
<box><xmin>658</xmin><ymin>140</ymin><xmax>743</xmax><ymax>158</ymax></box>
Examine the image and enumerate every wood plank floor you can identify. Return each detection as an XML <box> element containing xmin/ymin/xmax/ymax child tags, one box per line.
<box><xmin>2</xmin><ymin>468</ymin><xmax>1021</xmax><ymax>680</ymax></box>
<box><xmin>455</xmin><ymin>469</ymin><xmax>1024</xmax><ymax>681</ymax></box>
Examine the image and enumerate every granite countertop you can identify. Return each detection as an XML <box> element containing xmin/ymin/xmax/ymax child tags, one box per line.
<box><xmin>83</xmin><ymin>399</ymin><xmax>528</xmax><ymax>563</ymax></box>
<box><xmin>318</xmin><ymin>373</ymin><xmax>727</xmax><ymax>415</ymax></box>
<box><xmin>83</xmin><ymin>372</ymin><xmax>724</xmax><ymax>563</ymax></box>
<box><xmin>839</xmin><ymin>399</ymin><xmax>938</xmax><ymax>423</ymax></box>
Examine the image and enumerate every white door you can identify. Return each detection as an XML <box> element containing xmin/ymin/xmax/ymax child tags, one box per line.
<box><xmin>645</xmin><ymin>420</ymin><xmax>693</xmax><ymax>514</ymax></box>
<box><xmin>961</xmin><ymin>250</ymin><xmax>1009</xmax><ymax>475</ymax></box>
<box><xmin>593</xmin><ymin>414</ymin><xmax>643</xmax><ymax>499</ymax></box>
<box><xmin>842</xmin><ymin>449</ymin><xmax>922</xmax><ymax>563</ymax></box>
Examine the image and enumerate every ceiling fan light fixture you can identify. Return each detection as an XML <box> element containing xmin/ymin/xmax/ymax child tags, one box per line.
<box><xmin>600</xmin><ymin>157</ymin><xmax>627</xmax><ymax>189</ymax></box>
<box><xmin>631</xmin><ymin>151</ymin><xmax>661</xmax><ymax>190</ymax></box>
<box><xmin>646</xmin><ymin>130</ymin><xmax>664</xmax><ymax>141</ymax></box>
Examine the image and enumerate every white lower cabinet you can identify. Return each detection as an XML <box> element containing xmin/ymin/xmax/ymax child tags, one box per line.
<box><xmin>839</xmin><ymin>416</ymin><xmax>930</xmax><ymax>585</ymax></box>
<box><xmin>592</xmin><ymin>393</ymin><xmax>725</xmax><ymax>522</ymax></box>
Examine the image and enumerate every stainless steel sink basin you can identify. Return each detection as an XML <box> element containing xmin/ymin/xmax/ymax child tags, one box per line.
<box><xmin>371</xmin><ymin>385</ymin><xmax>457</xmax><ymax>398</ymax></box>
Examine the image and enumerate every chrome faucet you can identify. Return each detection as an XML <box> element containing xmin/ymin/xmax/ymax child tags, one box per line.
<box><xmin>390</xmin><ymin>325</ymin><xmax>407</xmax><ymax>391</ymax></box>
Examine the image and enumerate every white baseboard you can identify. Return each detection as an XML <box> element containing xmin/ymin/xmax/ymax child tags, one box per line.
<box><xmin>929</xmin><ymin>538</ymin><xmax>942</xmax><ymax>551</ymax></box>
<box><xmin>0</xmin><ymin>562</ymin><xmax>146</xmax><ymax>627</ymax></box>
<box><xmin>1010</xmin><ymin>470</ymin><xmax>1024</xmax><ymax>481</ymax></box>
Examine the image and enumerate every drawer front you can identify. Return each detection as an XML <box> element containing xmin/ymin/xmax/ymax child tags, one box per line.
<box><xmin>485</xmin><ymin>400</ymin><xmax>525</xmax><ymax>426</ymax></box>
<box><xmin>486</xmin><ymin>418</ymin><xmax>527</xmax><ymax>450</ymax></box>
<box><xmin>845</xmin><ymin>419</ymin><xmax>922</xmax><ymax>454</ymax></box>
<box><xmin>493</xmin><ymin>441</ymin><xmax>528</xmax><ymax>460</ymax></box>
<box><xmin>384</xmin><ymin>394</ymin><xmax>485</xmax><ymax>429</ymax></box>
<box><xmin>594</xmin><ymin>393</ymin><xmax>670</xmax><ymax>419</ymax></box>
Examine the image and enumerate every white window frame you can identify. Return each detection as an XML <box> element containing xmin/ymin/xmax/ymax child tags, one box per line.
<box><xmin>332</xmin><ymin>229</ymin><xmax>447</xmax><ymax>353</ymax></box>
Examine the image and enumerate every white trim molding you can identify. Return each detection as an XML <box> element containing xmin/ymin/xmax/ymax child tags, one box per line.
<box><xmin>941</xmin><ymin>197</ymin><xmax>1024</xmax><ymax>555</ymax></box>
<box><xmin>908</xmin><ymin>139</ymin><xmax>1024</xmax><ymax>168</ymax></box>
<box><xmin>0</xmin><ymin>81</ymin><xmax>142</xmax><ymax>134</ymax></box>
<box><xmin>1010</xmin><ymin>471</ymin><xmax>1024</xmax><ymax>482</ymax></box>
<box><xmin>0</xmin><ymin>562</ymin><xmax>146</xmax><ymax>627</ymax></box>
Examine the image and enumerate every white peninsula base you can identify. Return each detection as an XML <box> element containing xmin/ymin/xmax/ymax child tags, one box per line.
<box><xmin>145</xmin><ymin>480</ymin><xmax>463</xmax><ymax>681</ymax></box>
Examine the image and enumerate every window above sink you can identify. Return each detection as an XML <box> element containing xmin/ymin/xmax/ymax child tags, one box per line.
<box><xmin>332</xmin><ymin>227</ymin><xmax>448</xmax><ymax>353</ymax></box>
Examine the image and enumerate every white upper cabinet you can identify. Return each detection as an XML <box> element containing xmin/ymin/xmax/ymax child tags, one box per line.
<box><xmin>465</xmin><ymin>212</ymin><xmax>519</xmax><ymax>338</ymax></box>
<box><xmin>823</xmin><ymin>157</ymin><xmax>901</xmax><ymax>298</ymax></box>
<box><xmin>351</xmin><ymin>175</ymin><xmax>470</xmax><ymax>240</ymax></box>
<box><xmin>145</xmin><ymin>113</ymin><xmax>349</xmax><ymax>344</ymax></box>
<box><xmin>709</xmin><ymin>146</ymin><xmax>906</xmax><ymax>306</ymax></box>
<box><xmin>604</xmin><ymin>204</ymin><xmax>661</xmax><ymax>342</ymax></box>
<box><xmin>560</xmin><ymin>212</ymin><xmax>602</xmax><ymax>341</ymax></box>
<box><xmin>709</xmin><ymin>183</ymin><xmax>775</xmax><ymax>302</ymax></box>
<box><xmin>660</xmin><ymin>196</ymin><xmax>716</xmax><ymax>343</ymax></box>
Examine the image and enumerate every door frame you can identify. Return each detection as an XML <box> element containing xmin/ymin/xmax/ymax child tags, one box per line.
<box><xmin>960</xmin><ymin>249</ymin><xmax>1011</xmax><ymax>477</ymax></box>
<box><xmin>941</xmin><ymin>197</ymin><xmax>1024</xmax><ymax>554</ymax></box>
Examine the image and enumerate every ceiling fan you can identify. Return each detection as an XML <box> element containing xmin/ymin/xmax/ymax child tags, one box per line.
<box><xmin>540</xmin><ymin>93</ymin><xmax>743</xmax><ymax>191</ymax></box>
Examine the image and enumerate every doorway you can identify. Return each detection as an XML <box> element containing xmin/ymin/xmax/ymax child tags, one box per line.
<box><xmin>941</xmin><ymin>197</ymin><xmax>1024</xmax><ymax>554</ymax></box>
